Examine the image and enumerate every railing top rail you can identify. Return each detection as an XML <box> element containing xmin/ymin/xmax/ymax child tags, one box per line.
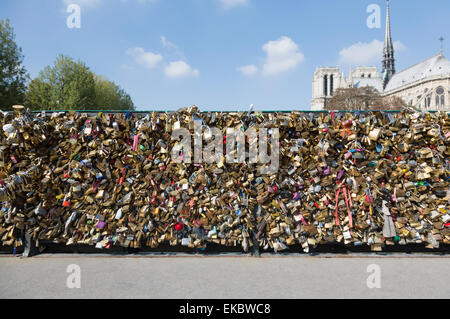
<box><xmin>17</xmin><ymin>109</ymin><xmax>447</xmax><ymax>114</ymax></box>
<box><xmin>3</xmin><ymin>108</ymin><xmax>450</xmax><ymax>115</ymax></box>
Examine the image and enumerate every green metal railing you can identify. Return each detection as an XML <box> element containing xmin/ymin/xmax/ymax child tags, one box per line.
<box><xmin>3</xmin><ymin>107</ymin><xmax>448</xmax><ymax>114</ymax></box>
<box><xmin>26</xmin><ymin>109</ymin><xmax>447</xmax><ymax>115</ymax></box>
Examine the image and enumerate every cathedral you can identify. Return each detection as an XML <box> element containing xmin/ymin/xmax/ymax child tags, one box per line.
<box><xmin>311</xmin><ymin>0</ymin><xmax>450</xmax><ymax>111</ymax></box>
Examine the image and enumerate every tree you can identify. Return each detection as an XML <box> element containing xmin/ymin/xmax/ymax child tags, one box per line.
<box><xmin>94</xmin><ymin>75</ymin><xmax>135</xmax><ymax>111</ymax></box>
<box><xmin>325</xmin><ymin>87</ymin><xmax>382</xmax><ymax>111</ymax></box>
<box><xmin>0</xmin><ymin>19</ymin><xmax>28</xmax><ymax>110</ymax></box>
<box><xmin>382</xmin><ymin>95</ymin><xmax>407</xmax><ymax>110</ymax></box>
<box><xmin>26</xmin><ymin>55</ymin><xmax>135</xmax><ymax>111</ymax></box>
<box><xmin>325</xmin><ymin>86</ymin><xmax>406</xmax><ymax>111</ymax></box>
<box><xmin>25</xmin><ymin>55</ymin><xmax>96</xmax><ymax>110</ymax></box>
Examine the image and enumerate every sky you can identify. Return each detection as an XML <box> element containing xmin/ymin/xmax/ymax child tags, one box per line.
<box><xmin>1</xmin><ymin>0</ymin><xmax>449</xmax><ymax>111</ymax></box>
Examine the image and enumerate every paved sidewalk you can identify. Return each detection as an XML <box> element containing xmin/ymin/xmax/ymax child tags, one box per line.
<box><xmin>0</xmin><ymin>254</ymin><xmax>449</xmax><ymax>299</ymax></box>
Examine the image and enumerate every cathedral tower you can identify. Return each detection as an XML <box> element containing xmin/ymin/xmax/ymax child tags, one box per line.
<box><xmin>382</xmin><ymin>0</ymin><xmax>395</xmax><ymax>87</ymax></box>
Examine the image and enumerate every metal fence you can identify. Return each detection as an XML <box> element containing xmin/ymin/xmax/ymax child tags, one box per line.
<box><xmin>19</xmin><ymin>109</ymin><xmax>448</xmax><ymax>114</ymax></box>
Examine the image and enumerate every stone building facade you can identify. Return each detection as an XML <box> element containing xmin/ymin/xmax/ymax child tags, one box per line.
<box><xmin>311</xmin><ymin>1</ymin><xmax>450</xmax><ymax>111</ymax></box>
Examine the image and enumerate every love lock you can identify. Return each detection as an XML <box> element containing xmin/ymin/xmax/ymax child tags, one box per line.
<box><xmin>0</xmin><ymin>107</ymin><xmax>448</xmax><ymax>252</ymax></box>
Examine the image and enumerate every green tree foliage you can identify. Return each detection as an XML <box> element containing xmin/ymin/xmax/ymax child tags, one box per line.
<box><xmin>26</xmin><ymin>55</ymin><xmax>135</xmax><ymax>111</ymax></box>
<box><xmin>25</xmin><ymin>55</ymin><xmax>96</xmax><ymax>110</ymax></box>
<box><xmin>94</xmin><ymin>75</ymin><xmax>135</xmax><ymax>111</ymax></box>
<box><xmin>0</xmin><ymin>19</ymin><xmax>28</xmax><ymax>110</ymax></box>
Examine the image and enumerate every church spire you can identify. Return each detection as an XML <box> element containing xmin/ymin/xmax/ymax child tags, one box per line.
<box><xmin>382</xmin><ymin>0</ymin><xmax>395</xmax><ymax>87</ymax></box>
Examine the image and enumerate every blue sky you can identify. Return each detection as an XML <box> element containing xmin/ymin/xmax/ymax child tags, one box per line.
<box><xmin>1</xmin><ymin>0</ymin><xmax>449</xmax><ymax>111</ymax></box>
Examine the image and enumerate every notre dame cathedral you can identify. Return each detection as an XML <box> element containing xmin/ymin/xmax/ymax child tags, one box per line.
<box><xmin>311</xmin><ymin>0</ymin><xmax>450</xmax><ymax>111</ymax></box>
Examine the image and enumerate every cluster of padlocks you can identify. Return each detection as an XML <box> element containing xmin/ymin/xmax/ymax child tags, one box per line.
<box><xmin>1</xmin><ymin>105</ymin><xmax>449</xmax><ymax>252</ymax></box>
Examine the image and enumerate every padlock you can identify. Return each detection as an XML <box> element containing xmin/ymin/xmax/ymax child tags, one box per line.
<box><xmin>1</xmin><ymin>107</ymin><xmax>449</xmax><ymax>251</ymax></box>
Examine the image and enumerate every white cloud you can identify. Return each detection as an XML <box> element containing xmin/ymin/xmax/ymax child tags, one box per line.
<box><xmin>126</xmin><ymin>39</ymin><xmax>198</xmax><ymax>79</ymax></box>
<box><xmin>219</xmin><ymin>0</ymin><xmax>248</xmax><ymax>9</ymax></box>
<box><xmin>262</xmin><ymin>36</ymin><xmax>305</xmax><ymax>76</ymax></box>
<box><xmin>237</xmin><ymin>64</ymin><xmax>258</xmax><ymax>76</ymax></box>
<box><xmin>126</xmin><ymin>47</ymin><xmax>163</xmax><ymax>69</ymax></box>
<box><xmin>161</xmin><ymin>36</ymin><xmax>175</xmax><ymax>49</ymax></box>
<box><xmin>339</xmin><ymin>39</ymin><xmax>406</xmax><ymax>66</ymax></box>
<box><xmin>164</xmin><ymin>61</ymin><xmax>199</xmax><ymax>78</ymax></box>
<box><xmin>161</xmin><ymin>36</ymin><xmax>186</xmax><ymax>60</ymax></box>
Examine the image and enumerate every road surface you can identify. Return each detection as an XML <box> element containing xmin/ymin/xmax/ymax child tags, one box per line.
<box><xmin>0</xmin><ymin>254</ymin><xmax>449</xmax><ymax>299</ymax></box>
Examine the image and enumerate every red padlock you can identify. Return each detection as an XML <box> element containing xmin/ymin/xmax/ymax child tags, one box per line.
<box><xmin>92</xmin><ymin>180</ymin><xmax>100</xmax><ymax>191</ymax></box>
<box><xmin>342</xmin><ymin>120</ymin><xmax>353</xmax><ymax>128</ymax></box>
<box><xmin>194</xmin><ymin>219</ymin><xmax>202</xmax><ymax>228</ymax></box>
<box><xmin>174</xmin><ymin>223</ymin><xmax>184</xmax><ymax>231</ymax></box>
<box><xmin>268</xmin><ymin>185</ymin><xmax>277</xmax><ymax>194</ymax></box>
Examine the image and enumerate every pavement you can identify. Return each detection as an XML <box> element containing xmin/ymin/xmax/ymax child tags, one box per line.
<box><xmin>0</xmin><ymin>254</ymin><xmax>449</xmax><ymax>299</ymax></box>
